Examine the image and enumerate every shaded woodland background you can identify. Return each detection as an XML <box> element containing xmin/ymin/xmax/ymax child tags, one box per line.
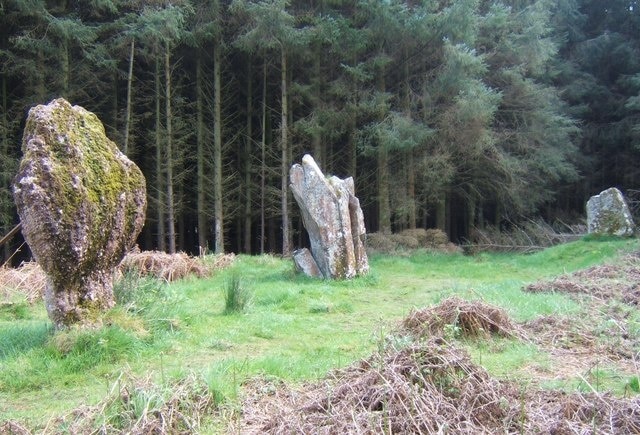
<box><xmin>1</xmin><ymin>0</ymin><xmax>639</xmax><ymax>260</ymax></box>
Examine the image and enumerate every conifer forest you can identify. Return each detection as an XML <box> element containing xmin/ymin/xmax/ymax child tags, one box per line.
<box><xmin>1</xmin><ymin>0</ymin><xmax>639</xmax><ymax>258</ymax></box>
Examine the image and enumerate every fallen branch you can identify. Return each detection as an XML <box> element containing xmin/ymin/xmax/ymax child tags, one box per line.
<box><xmin>0</xmin><ymin>223</ymin><xmax>22</xmax><ymax>249</ymax></box>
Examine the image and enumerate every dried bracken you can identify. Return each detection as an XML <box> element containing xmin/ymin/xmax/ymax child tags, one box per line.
<box><xmin>235</xmin><ymin>293</ymin><xmax>640</xmax><ymax>434</ymax></box>
<box><xmin>119</xmin><ymin>250</ymin><xmax>235</xmax><ymax>282</ymax></box>
<box><xmin>0</xmin><ymin>261</ymin><xmax>45</xmax><ymax>303</ymax></box>
<box><xmin>524</xmin><ymin>252</ymin><xmax>640</xmax><ymax>304</ymax></box>
<box><xmin>523</xmin><ymin>251</ymin><xmax>640</xmax><ymax>372</ymax></box>
<box><xmin>0</xmin><ymin>251</ymin><xmax>235</xmax><ymax>303</ymax></box>
<box><xmin>237</xmin><ymin>337</ymin><xmax>640</xmax><ymax>434</ymax></box>
<box><xmin>402</xmin><ymin>296</ymin><xmax>523</xmax><ymax>339</ymax></box>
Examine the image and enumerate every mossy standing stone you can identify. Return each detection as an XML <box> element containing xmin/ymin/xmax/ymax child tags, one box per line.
<box><xmin>586</xmin><ymin>187</ymin><xmax>635</xmax><ymax>237</ymax></box>
<box><xmin>13</xmin><ymin>98</ymin><xmax>147</xmax><ymax>328</ymax></box>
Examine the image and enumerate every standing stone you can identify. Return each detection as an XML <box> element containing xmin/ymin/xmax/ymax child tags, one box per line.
<box><xmin>586</xmin><ymin>187</ymin><xmax>635</xmax><ymax>237</ymax></box>
<box><xmin>13</xmin><ymin>98</ymin><xmax>147</xmax><ymax>328</ymax></box>
<box><xmin>290</xmin><ymin>154</ymin><xmax>369</xmax><ymax>279</ymax></box>
<box><xmin>292</xmin><ymin>248</ymin><xmax>323</xmax><ymax>278</ymax></box>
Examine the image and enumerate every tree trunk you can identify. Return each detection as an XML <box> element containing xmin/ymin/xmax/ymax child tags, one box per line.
<box><xmin>281</xmin><ymin>48</ymin><xmax>291</xmax><ymax>256</ymax></box>
<box><xmin>244</xmin><ymin>59</ymin><xmax>253</xmax><ymax>254</ymax></box>
<box><xmin>196</xmin><ymin>52</ymin><xmax>208</xmax><ymax>250</ymax></box>
<box><xmin>155</xmin><ymin>57</ymin><xmax>166</xmax><ymax>252</ymax></box>
<box><xmin>377</xmin><ymin>144</ymin><xmax>391</xmax><ymax>234</ymax></box>
<box><xmin>165</xmin><ymin>45</ymin><xmax>176</xmax><ymax>254</ymax></box>
<box><xmin>377</xmin><ymin>67</ymin><xmax>391</xmax><ymax>234</ymax></box>
<box><xmin>260</xmin><ymin>60</ymin><xmax>267</xmax><ymax>255</ymax></box>
<box><xmin>61</xmin><ymin>40</ymin><xmax>69</xmax><ymax>97</ymax></box>
<box><xmin>123</xmin><ymin>40</ymin><xmax>135</xmax><ymax>155</ymax></box>
<box><xmin>407</xmin><ymin>150</ymin><xmax>416</xmax><ymax>229</ymax></box>
<box><xmin>435</xmin><ymin>193</ymin><xmax>446</xmax><ymax>232</ymax></box>
<box><xmin>213</xmin><ymin>37</ymin><xmax>224</xmax><ymax>254</ymax></box>
<box><xmin>403</xmin><ymin>49</ymin><xmax>416</xmax><ymax>229</ymax></box>
<box><xmin>312</xmin><ymin>51</ymin><xmax>323</xmax><ymax>166</ymax></box>
<box><xmin>1</xmin><ymin>69</ymin><xmax>9</xmax><ymax>260</ymax></box>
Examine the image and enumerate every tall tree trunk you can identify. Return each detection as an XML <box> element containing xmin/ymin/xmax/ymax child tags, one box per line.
<box><xmin>155</xmin><ymin>57</ymin><xmax>166</xmax><ymax>251</ymax></box>
<box><xmin>378</xmin><ymin>144</ymin><xmax>391</xmax><ymax>234</ymax></box>
<box><xmin>260</xmin><ymin>60</ymin><xmax>267</xmax><ymax>254</ymax></box>
<box><xmin>61</xmin><ymin>40</ymin><xmax>69</xmax><ymax>97</ymax></box>
<box><xmin>347</xmin><ymin>117</ymin><xmax>357</xmax><ymax>177</ymax></box>
<box><xmin>1</xmin><ymin>69</ymin><xmax>9</xmax><ymax>260</ymax></box>
<box><xmin>281</xmin><ymin>48</ymin><xmax>291</xmax><ymax>256</ymax></box>
<box><xmin>435</xmin><ymin>193</ymin><xmax>446</xmax><ymax>233</ymax></box>
<box><xmin>377</xmin><ymin>66</ymin><xmax>391</xmax><ymax>234</ymax></box>
<box><xmin>123</xmin><ymin>40</ymin><xmax>135</xmax><ymax>155</ymax></box>
<box><xmin>466</xmin><ymin>194</ymin><xmax>476</xmax><ymax>241</ymax></box>
<box><xmin>196</xmin><ymin>52</ymin><xmax>208</xmax><ymax>250</ymax></box>
<box><xmin>244</xmin><ymin>59</ymin><xmax>253</xmax><ymax>254</ymax></box>
<box><xmin>403</xmin><ymin>48</ymin><xmax>417</xmax><ymax>229</ymax></box>
<box><xmin>312</xmin><ymin>51</ymin><xmax>323</xmax><ymax>166</ymax></box>
<box><xmin>407</xmin><ymin>151</ymin><xmax>416</xmax><ymax>229</ymax></box>
<box><xmin>164</xmin><ymin>45</ymin><xmax>176</xmax><ymax>254</ymax></box>
<box><xmin>213</xmin><ymin>36</ymin><xmax>224</xmax><ymax>254</ymax></box>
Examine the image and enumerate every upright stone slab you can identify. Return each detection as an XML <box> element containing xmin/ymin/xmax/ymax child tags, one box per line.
<box><xmin>586</xmin><ymin>187</ymin><xmax>635</xmax><ymax>237</ymax></box>
<box><xmin>290</xmin><ymin>154</ymin><xmax>369</xmax><ymax>279</ymax></box>
<box><xmin>13</xmin><ymin>98</ymin><xmax>147</xmax><ymax>328</ymax></box>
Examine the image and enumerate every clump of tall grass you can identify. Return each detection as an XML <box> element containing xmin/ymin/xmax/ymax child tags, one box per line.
<box><xmin>223</xmin><ymin>274</ymin><xmax>251</xmax><ymax>314</ymax></box>
<box><xmin>31</xmin><ymin>371</ymin><xmax>215</xmax><ymax>433</ymax></box>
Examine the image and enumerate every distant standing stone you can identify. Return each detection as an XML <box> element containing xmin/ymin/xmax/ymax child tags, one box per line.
<box><xmin>586</xmin><ymin>187</ymin><xmax>635</xmax><ymax>237</ymax></box>
<box><xmin>290</xmin><ymin>154</ymin><xmax>369</xmax><ymax>279</ymax></box>
<box><xmin>13</xmin><ymin>98</ymin><xmax>147</xmax><ymax>328</ymax></box>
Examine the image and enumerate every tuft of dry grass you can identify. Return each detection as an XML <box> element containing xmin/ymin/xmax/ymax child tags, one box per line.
<box><xmin>119</xmin><ymin>250</ymin><xmax>235</xmax><ymax>282</ymax></box>
<box><xmin>0</xmin><ymin>372</ymin><xmax>215</xmax><ymax>435</ymax></box>
<box><xmin>0</xmin><ymin>251</ymin><xmax>235</xmax><ymax>303</ymax></box>
<box><xmin>0</xmin><ymin>262</ymin><xmax>45</xmax><ymax>304</ymax></box>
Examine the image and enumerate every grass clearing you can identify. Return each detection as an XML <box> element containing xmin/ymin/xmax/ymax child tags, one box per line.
<box><xmin>0</xmin><ymin>237</ymin><xmax>639</xmax><ymax>431</ymax></box>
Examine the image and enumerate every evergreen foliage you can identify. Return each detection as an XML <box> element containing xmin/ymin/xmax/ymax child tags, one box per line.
<box><xmin>1</xmin><ymin>0</ymin><xmax>637</xmax><ymax>257</ymax></box>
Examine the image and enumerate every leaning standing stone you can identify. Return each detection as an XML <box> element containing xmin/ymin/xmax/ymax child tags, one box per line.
<box><xmin>586</xmin><ymin>187</ymin><xmax>635</xmax><ymax>237</ymax></box>
<box><xmin>290</xmin><ymin>154</ymin><xmax>369</xmax><ymax>279</ymax></box>
<box><xmin>13</xmin><ymin>98</ymin><xmax>146</xmax><ymax>328</ymax></box>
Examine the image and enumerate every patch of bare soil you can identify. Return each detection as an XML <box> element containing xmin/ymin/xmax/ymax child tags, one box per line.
<box><xmin>235</xmin><ymin>297</ymin><xmax>640</xmax><ymax>434</ymax></box>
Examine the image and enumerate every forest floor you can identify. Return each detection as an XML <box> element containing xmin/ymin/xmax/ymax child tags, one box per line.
<box><xmin>0</xmin><ymin>237</ymin><xmax>639</xmax><ymax>433</ymax></box>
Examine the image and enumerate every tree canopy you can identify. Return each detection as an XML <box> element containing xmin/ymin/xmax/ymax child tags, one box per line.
<box><xmin>1</xmin><ymin>0</ymin><xmax>638</xmax><ymax>258</ymax></box>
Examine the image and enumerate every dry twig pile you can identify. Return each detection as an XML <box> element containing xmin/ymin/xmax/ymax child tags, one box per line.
<box><xmin>237</xmin><ymin>297</ymin><xmax>640</xmax><ymax>434</ymax></box>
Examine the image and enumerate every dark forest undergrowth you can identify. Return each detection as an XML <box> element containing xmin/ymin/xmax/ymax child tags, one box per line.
<box><xmin>1</xmin><ymin>237</ymin><xmax>639</xmax><ymax>433</ymax></box>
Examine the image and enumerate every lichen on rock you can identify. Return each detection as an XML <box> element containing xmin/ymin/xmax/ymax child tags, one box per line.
<box><xmin>13</xmin><ymin>98</ymin><xmax>146</xmax><ymax>328</ymax></box>
<box><xmin>586</xmin><ymin>187</ymin><xmax>635</xmax><ymax>237</ymax></box>
<box><xmin>290</xmin><ymin>154</ymin><xmax>369</xmax><ymax>279</ymax></box>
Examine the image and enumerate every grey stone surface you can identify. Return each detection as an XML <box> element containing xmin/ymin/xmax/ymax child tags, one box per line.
<box><xmin>586</xmin><ymin>187</ymin><xmax>635</xmax><ymax>237</ymax></box>
<box><xmin>13</xmin><ymin>98</ymin><xmax>147</xmax><ymax>328</ymax></box>
<box><xmin>290</xmin><ymin>154</ymin><xmax>369</xmax><ymax>279</ymax></box>
<box><xmin>293</xmin><ymin>248</ymin><xmax>323</xmax><ymax>278</ymax></box>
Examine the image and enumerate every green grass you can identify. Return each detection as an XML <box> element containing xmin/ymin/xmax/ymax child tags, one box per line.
<box><xmin>0</xmin><ymin>236</ymin><xmax>638</xmax><ymax>429</ymax></box>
